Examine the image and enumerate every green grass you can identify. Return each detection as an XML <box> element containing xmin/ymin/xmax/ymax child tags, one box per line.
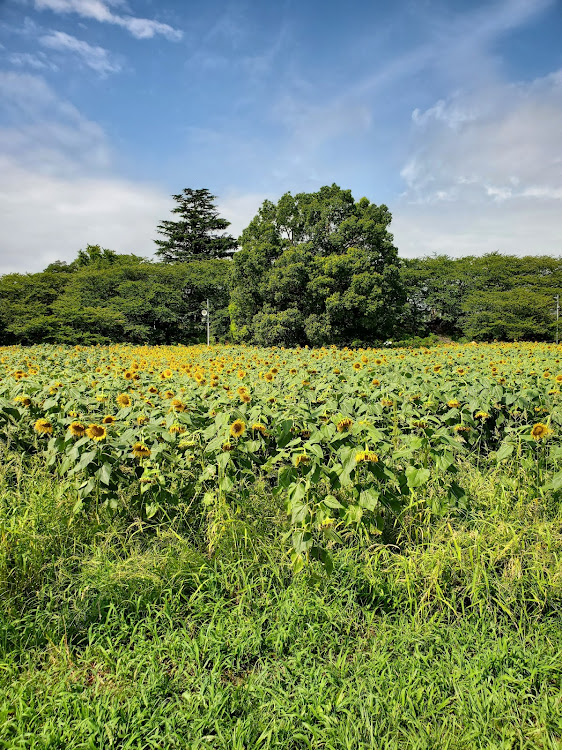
<box><xmin>1</xmin><ymin>451</ymin><xmax>561</xmax><ymax>749</ymax></box>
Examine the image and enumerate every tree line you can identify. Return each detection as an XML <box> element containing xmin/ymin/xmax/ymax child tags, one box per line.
<box><xmin>1</xmin><ymin>185</ymin><xmax>560</xmax><ymax>346</ymax></box>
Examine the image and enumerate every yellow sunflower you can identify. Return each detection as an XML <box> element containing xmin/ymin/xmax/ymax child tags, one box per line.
<box><xmin>85</xmin><ymin>424</ymin><xmax>107</xmax><ymax>441</ymax></box>
<box><xmin>68</xmin><ymin>421</ymin><xmax>86</xmax><ymax>437</ymax></box>
<box><xmin>34</xmin><ymin>418</ymin><xmax>53</xmax><ymax>435</ymax></box>
<box><xmin>132</xmin><ymin>442</ymin><xmax>151</xmax><ymax>459</ymax></box>
<box><xmin>230</xmin><ymin>419</ymin><xmax>246</xmax><ymax>438</ymax></box>
<box><xmin>530</xmin><ymin>423</ymin><xmax>553</xmax><ymax>440</ymax></box>
<box><xmin>336</xmin><ymin>417</ymin><xmax>353</xmax><ymax>432</ymax></box>
<box><xmin>294</xmin><ymin>454</ymin><xmax>310</xmax><ymax>468</ymax></box>
<box><xmin>102</xmin><ymin>415</ymin><xmax>116</xmax><ymax>424</ymax></box>
<box><xmin>355</xmin><ymin>451</ymin><xmax>379</xmax><ymax>463</ymax></box>
<box><xmin>14</xmin><ymin>395</ymin><xmax>32</xmax><ymax>407</ymax></box>
<box><xmin>116</xmin><ymin>393</ymin><xmax>131</xmax><ymax>408</ymax></box>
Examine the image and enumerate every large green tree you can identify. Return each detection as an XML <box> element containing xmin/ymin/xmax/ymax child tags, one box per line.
<box><xmin>401</xmin><ymin>253</ymin><xmax>562</xmax><ymax>341</ymax></box>
<box><xmin>154</xmin><ymin>188</ymin><xmax>237</xmax><ymax>263</ymax></box>
<box><xmin>230</xmin><ymin>184</ymin><xmax>404</xmax><ymax>345</ymax></box>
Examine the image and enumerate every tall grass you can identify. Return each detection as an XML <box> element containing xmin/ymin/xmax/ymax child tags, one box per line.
<box><xmin>1</xmin><ymin>447</ymin><xmax>561</xmax><ymax>749</ymax></box>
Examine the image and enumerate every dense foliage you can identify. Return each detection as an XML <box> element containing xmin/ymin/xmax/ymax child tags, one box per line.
<box><xmin>1</xmin><ymin>185</ymin><xmax>561</xmax><ymax>347</ymax></box>
<box><xmin>154</xmin><ymin>188</ymin><xmax>238</xmax><ymax>263</ymax></box>
<box><xmin>2</xmin><ymin>343</ymin><xmax>562</xmax><ymax>745</ymax></box>
<box><xmin>2</xmin><ymin>341</ymin><xmax>562</xmax><ymax>571</ymax></box>
<box><xmin>402</xmin><ymin>253</ymin><xmax>562</xmax><ymax>341</ymax></box>
<box><xmin>229</xmin><ymin>185</ymin><xmax>404</xmax><ymax>346</ymax></box>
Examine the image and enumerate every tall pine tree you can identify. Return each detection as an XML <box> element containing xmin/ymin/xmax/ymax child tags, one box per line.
<box><xmin>154</xmin><ymin>188</ymin><xmax>237</xmax><ymax>262</ymax></box>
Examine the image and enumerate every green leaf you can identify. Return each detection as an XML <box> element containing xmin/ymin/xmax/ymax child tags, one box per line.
<box><xmin>546</xmin><ymin>470</ymin><xmax>562</xmax><ymax>491</ymax></box>
<box><xmin>405</xmin><ymin>466</ymin><xmax>430</xmax><ymax>489</ymax></box>
<box><xmin>344</xmin><ymin>504</ymin><xmax>363</xmax><ymax>524</ymax></box>
<box><xmin>73</xmin><ymin>450</ymin><xmax>97</xmax><ymax>474</ymax></box>
<box><xmin>219</xmin><ymin>474</ymin><xmax>233</xmax><ymax>493</ymax></box>
<box><xmin>290</xmin><ymin>552</ymin><xmax>305</xmax><ymax>574</ymax></box>
<box><xmin>495</xmin><ymin>443</ymin><xmax>514</xmax><ymax>462</ymax></box>
<box><xmin>292</xmin><ymin>530</ymin><xmax>313</xmax><ymax>555</ymax></box>
<box><xmin>288</xmin><ymin>481</ymin><xmax>306</xmax><ymax>503</ymax></box>
<box><xmin>359</xmin><ymin>488</ymin><xmax>379</xmax><ymax>511</ymax></box>
<box><xmin>98</xmin><ymin>462</ymin><xmax>112</xmax><ymax>486</ymax></box>
<box><xmin>323</xmin><ymin>527</ymin><xmax>344</xmax><ymax>544</ymax></box>
<box><xmin>145</xmin><ymin>503</ymin><xmax>159</xmax><ymax>519</ymax></box>
<box><xmin>323</xmin><ymin>494</ymin><xmax>343</xmax><ymax>509</ymax></box>
<box><xmin>290</xmin><ymin>501</ymin><xmax>310</xmax><ymax>523</ymax></box>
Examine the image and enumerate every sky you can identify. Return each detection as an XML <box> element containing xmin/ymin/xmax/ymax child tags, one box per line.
<box><xmin>0</xmin><ymin>0</ymin><xmax>561</xmax><ymax>274</ymax></box>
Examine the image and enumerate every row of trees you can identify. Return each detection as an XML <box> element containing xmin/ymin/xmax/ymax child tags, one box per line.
<box><xmin>1</xmin><ymin>185</ymin><xmax>560</xmax><ymax>346</ymax></box>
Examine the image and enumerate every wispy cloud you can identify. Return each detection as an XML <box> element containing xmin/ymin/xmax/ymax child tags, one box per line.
<box><xmin>0</xmin><ymin>70</ymin><xmax>170</xmax><ymax>273</ymax></box>
<box><xmin>0</xmin><ymin>70</ymin><xmax>110</xmax><ymax>176</ymax></box>
<box><xmin>7</xmin><ymin>50</ymin><xmax>58</xmax><ymax>71</ymax></box>
<box><xmin>401</xmin><ymin>70</ymin><xmax>562</xmax><ymax>204</ymax></box>
<box><xmin>33</xmin><ymin>0</ymin><xmax>183</xmax><ymax>40</ymax></box>
<box><xmin>39</xmin><ymin>31</ymin><xmax>121</xmax><ymax>75</ymax></box>
<box><xmin>273</xmin><ymin>0</ymin><xmax>556</xmax><ymax>158</ymax></box>
<box><xmin>393</xmin><ymin>64</ymin><xmax>562</xmax><ymax>257</ymax></box>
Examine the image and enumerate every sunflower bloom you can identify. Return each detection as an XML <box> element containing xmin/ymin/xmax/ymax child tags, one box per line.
<box><xmin>230</xmin><ymin>419</ymin><xmax>246</xmax><ymax>438</ymax></box>
<box><xmin>34</xmin><ymin>418</ymin><xmax>53</xmax><ymax>435</ymax></box>
<box><xmin>294</xmin><ymin>454</ymin><xmax>310</xmax><ymax>468</ymax></box>
<box><xmin>447</xmin><ymin>399</ymin><xmax>461</xmax><ymax>409</ymax></box>
<box><xmin>336</xmin><ymin>417</ymin><xmax>353</xmax><ymax>432</ymax></box>
<box><xmin>530</xmin><ymin>423</ymin><xmax>553</xmax><ymax>440</ymax></box>
<box><xmin>132</xmin><ymin>442</ymin><xmax>151</xmax><ymax>459</ymax></box>
<box><xmin>86</xmin><ymin>424</ymin><xmax>106</xmax><ymax>441</ymax></box>
<box><xmin>116</xmin><ymin>393</ymin><xmax>131</xmax><ymax>408</ymax></box>
<box><xmin>102</xmin><ymin>415</ymin><xmax>116</xmax><ymax>425</ymax></box>
<box><xmin>355</xmin><ymin>451</ymin><xmax>379</xmax><ymax>463</ymax></box>
<box><xmin>14</xmin><ymin>395</ymin><xmax>32</xmax><ymax>407</ymax></box>
<box><xmin>68</xmin><ymin>421</ymin><xmax>86</xmax><ymax>437</ymax></box>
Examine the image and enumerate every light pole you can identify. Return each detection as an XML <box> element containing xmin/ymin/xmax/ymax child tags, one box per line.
<box><xmin>202</xmin><ymin>299</ymin><xmax>210</xmax><ymax>346</ymax></box>
<box><xmin>555</xmin><ymin>294</ymin><xmax>560</xmax><ymax>346</ymax></box>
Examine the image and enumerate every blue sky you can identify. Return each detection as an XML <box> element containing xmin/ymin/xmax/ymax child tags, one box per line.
<box><xmin>0</xmin><ymin>0</ymin><xmax>561</xmax><ymax>273</ymax></box>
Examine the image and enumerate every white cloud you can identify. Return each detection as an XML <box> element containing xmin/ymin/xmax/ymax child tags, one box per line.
<box><xmin>34</xmin><ymin>0</ymin><xmax>183</xmax><ymax>40</ymax></box>
<box><xmin>401</xmin><ymin>70</ymin><xmax>562</xmax><ymax>204</ymax></box>
<box><xmin>392</xmin><ymin>195</ymin><xmax>562</xmax><ymax>258</ymax></box>
<box><xmin>394</xmin><ymin>68</ymin><xmax>562</xmax><ymax>258</ymax></box>
<box><xmin>39</xmin><ymin>30</ymin><xmax>121</xmax><ymax>74</ymax></box>
<box><xmin>0</xmin><ymin>71</ymin><xmax>110</xmax><ymax>176</ymax></box>
<box><xmin>8</xmin><ymin>51</ymin><xmax>57</xmax><ymax>71</ymax></box>
<box><xmin>0</xmin><ymin>156</ymin><xmax>172</xmax><ymax>273</ymax></box>
<box><xmin>0</xmin><ymin>71</ymin><xmax>172</xmax><ymax>273</ymax></box>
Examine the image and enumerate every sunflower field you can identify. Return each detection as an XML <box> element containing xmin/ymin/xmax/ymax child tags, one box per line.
<box><xmin>2</xmin><ymin>341</ymin><xmax>561</xmax><ymax>573</ymax></box>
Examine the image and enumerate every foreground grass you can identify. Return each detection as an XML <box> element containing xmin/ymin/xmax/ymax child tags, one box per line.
<box><xmin>1</xmin><ymin>452</ymin><xmax>561</xmax><ymax>749</ymax></box>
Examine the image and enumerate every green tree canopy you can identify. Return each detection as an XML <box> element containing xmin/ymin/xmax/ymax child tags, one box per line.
<box><xmin>230</xmin><ymin>184</ymin><xmax>404</xmax><ymax>345</ymax></box>
<box><xmin>154</xmin><ymin>188</ymin><xmax>237</xmax><ymax>263</ymax></box>
<box><xmin>401</xmin><ymin>253</ymin><xmax>562</xmax><ymax>341</ymax></box>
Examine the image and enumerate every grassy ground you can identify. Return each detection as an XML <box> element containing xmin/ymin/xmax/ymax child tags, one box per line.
<box><xmin>1</xmin><ymin>449</ymin><xmax>561</xmax><ymax>749</ymax></box>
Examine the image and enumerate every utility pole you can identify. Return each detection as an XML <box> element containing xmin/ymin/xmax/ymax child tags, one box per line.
<box><xmin>202</xmin><ymin>299</ymin><xmax>210</xmax><ymax>346</ymax></box>
<box><xmin>555</xmin><ymin>294</ymin><xmax>560</xmax><ymax>346</ymax></box>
